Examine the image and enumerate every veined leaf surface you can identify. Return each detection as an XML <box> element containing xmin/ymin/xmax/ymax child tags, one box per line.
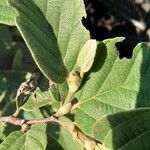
<box><xmin>75</xmin><ymin>39</ymin><xmax>150</xmax><ymax>136</ymax></box>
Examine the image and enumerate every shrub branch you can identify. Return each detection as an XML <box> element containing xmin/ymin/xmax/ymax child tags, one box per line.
<box><xmin>0</xmin><ymin>116</ymin><xmax>60</xmax><ymax>127</ymax></box>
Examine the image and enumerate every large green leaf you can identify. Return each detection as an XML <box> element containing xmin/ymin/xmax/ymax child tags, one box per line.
<box><xmin>75</xmin><ymin>39</ymin><xmax>150</xmax><ymax>136</ymax></box>
<box><xmin>0</xmin><ymin>131</ymin><xmax>24</xmax><ymax>149</ymax></box>
<box><xmin>0</xmin><ymin>0</ymin><xmax>17</xmax><ymax>26</ymax></box>
<box><xmin>8</xmin><ymin>0</ymin><xmax>89</xmax><ymax>84</ymax></box>
<box><xmin>93</xmin><ymin>108</ymin><xmax>150</xmax><ymax>150</ymax></box>
<box><xmin>0</xmin><ymin>125</ymin><xmax>47</xmax><ymax>150</ymax></box>
<box><xmin>46</xmin><ymin>124</ymin><xmax>82</xmax><ymax>150</ymax></box>
<box><xmin>8</xmin><ymin>0</ymin><xmax>67</xmax><ymax>84</ymax></box>
<box><xmin>32</xmin><ymin>0</ymin><xmax>90</xmax><ymax>71</ymax></box>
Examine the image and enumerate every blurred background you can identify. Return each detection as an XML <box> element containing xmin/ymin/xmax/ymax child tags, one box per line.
<box><xmin>83</xmin><ymin>0</ymin><xmax>150</xmax><ymax>58</ymax></box>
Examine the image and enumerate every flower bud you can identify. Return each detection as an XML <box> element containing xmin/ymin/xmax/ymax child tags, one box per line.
<box><xmin>67</xmin><ymin>71</ymin><xmax>82</xmax><ymax>93</ymax></box>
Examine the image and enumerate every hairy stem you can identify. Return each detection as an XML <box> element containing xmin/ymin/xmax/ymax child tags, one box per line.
<box><xmin>63</xmin><ymin>90</ymin><xmax>73</xmax><ymax>105</ymax></box>
<box><xmin>13</xmin><ymin>108</ymin><xmax>21</xmax><ymax>117</ymax></box>
<box><xmin>0</xmin><ymin>116</ymin><xmax>60</xmax><ymax>126</ymax></box>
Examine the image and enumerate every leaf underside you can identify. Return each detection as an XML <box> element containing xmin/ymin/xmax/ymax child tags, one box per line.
<box><xmin>8</xmin><ymin>0</ymin><xmax>68</xmax><ymax>84</ymax></box>
<box><xmin>0</xmin><ymin>125</ymin><xmax>47</xmax><ymax>150</ymax></box>
<box><xmin>7</xmin><ymin>0</ymin><xmax>90</xmax><ymax>84</ymax></box>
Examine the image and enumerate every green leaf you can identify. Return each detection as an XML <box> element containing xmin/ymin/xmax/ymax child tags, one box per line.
<box><xmin>7</xmin><ymin>0</ymin><xmax>89</xmax><ymax>85</ymax></box>
<box><xmin>0</xmin><ymin>0</ymin><xmax>17</xmax><ymax>26</ymax></box>
<box><xmin>77</xmin><ymin>39</ymin><xmax>97</xmax><ymax>76</ymax></box>
<box><xmin>93</xmin><ymin>108</ymin><xmax>150</xmax><ymax>150</ymax></box>
<box><xmin>21</xmin><ymin>76</ymin><xmax>52</xmax><ymax>111</ymax></box>
<box><xmin>75</xmin><ymin>38</ymin><xmax>150</xmax><ymax>136</ymax></box>
<box><xmin>46</xmin><ymin>118</ymin><xmax>82</xmax><ymax>150</ymax></box>
<box><xmin>32</xmin><ymin>0</ymin><xmax>90</xmax><ymax>71</ymax></box>
<box><xmin>0</xmin><ymin>124</ymin><xmax>5</xmax><ymax>141</ymax></box>
<box><xmin>8</xmin><ymin>0</ymin><xmax>67</xmax><ymax>84</ymax></box>
<box><xmin>0</xmin><ymin>124</ymin><xmax>47</xmax><ymax>150</ymax></box>
<box><xmin>1</xmin><ymin>101</ymin><xmax>16</xmax><ymax>116</ymax></box>
<box><xmin>49</xmin><ymin>84</ymin><xmax>60</xmax><ymax>102</ymax></box>
<box><xmin>12</xmin><ymin>49</ymin><xmax>23</xmax><ymax>70</ymax></box>
<box><xmin>21</xmin><ymin>86</ymin><xmax>51</xmax><ymax>111</ymax></box>
<box><xmin>0</xmin><ymin>131</ymin><xmax>24</xmax><ymax>150</ymax></box>
<box><xmin>0</xmin><ymin>102</ymin><xmax>20</xmax><ymax>141</ymax></box>
<box><xmin>0</xmin><ymin>75</ymin><xmax>7</xmax><ymax>102</ymax></box>
<box><xmin>0</xmin><ymin>25</ymin><xmax>12</xmax><ymax>50</ymax></box>
<box><xmin>0</xmin><ymin>25</ymin><xmax>15</xmax><ymax>69</ymax></box>
<box><xmin>0</xmin><ymin>71</ymin><xmax>35</xmax><ymax>111</ymax></box>
<box><xmin>47</xmin><ymin>124</ymin><xmax>82</xmax><ymax>150</ymax></box>
<box><xmin>25</xmin><ymin>125</ymin><xmax>47</xmax><ymax>150</ymax></box>
<box><xmin>11</xmin><ymin>42</ymin><xmax>35</xmax><ymax>71</ymax></box>
<box><xmin>37</xmin><ymin>0</ymin><xmax>90</xmax><ymax>99</ymax></box>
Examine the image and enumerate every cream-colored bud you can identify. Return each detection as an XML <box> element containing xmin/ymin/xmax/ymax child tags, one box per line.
<box><xmin>67</xmin><ymin>71</ymin><xmax>82</xmax><ymax>93</ymax></box>
<box><xmin>54</xmin><ymin>102</ymin><xmax>72</xmax><ymax>117</ymax></box>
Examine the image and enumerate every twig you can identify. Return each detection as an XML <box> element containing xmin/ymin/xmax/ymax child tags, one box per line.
<box><xmin>63</xmin><ymin>90</ymin><xmax>73</xmax><ymax>105</ymax></box>
<box><xmin>0</xmin><ymin>116</ymin><xmax>100</xmax><ymax>149</ymax></box>
<box><xmin>0</xmin><ymin>116</ymin><xmax>60</xmax><ymax>126</ymax></box>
